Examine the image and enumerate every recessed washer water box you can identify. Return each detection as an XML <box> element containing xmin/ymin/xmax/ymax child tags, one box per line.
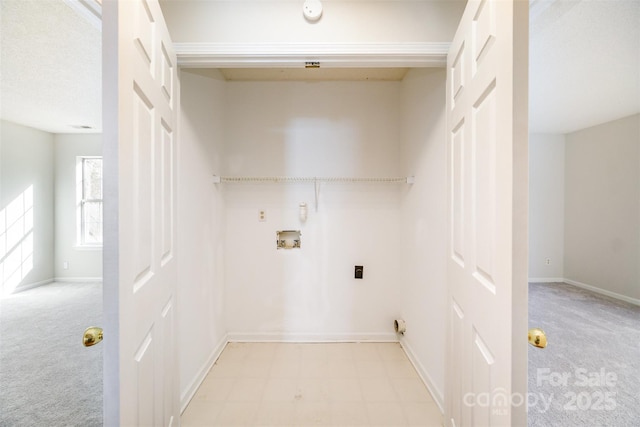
<box><xmin>276</xmin><ymin>230</ymin><xmax>301</xmax><ymax>249</ymax></box>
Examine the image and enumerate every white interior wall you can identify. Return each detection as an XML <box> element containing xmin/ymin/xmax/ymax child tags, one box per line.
<box><xmin>398</xmin><ymin>68</ymin><xmax>447</xmax><ymax>408</ymax></box>
<box><xmin>223</xmin><ymin>80</ymin><xmax>402</xmax><ymax>340</ymax></box>
<box><xmin>161</xmin><ymin>0</ymin><xmax>465</xmax><ymax>44</ymax></box>
<box><xmin>177</xmin><ymin>69</ymin><xmax>228</xmax><ymax>406</ymax></box>
<box><xmin>53</xmin><ymin>133</ymin><xmax>102</xmax><ymax>280</ymax></box>
<box><xmin>564</xmin><ymin>113</ymin><xmax>640</xmax><ymax>301</ymax></box>
<box><xmin>0</xmin><ymin>120</ymin><xmax>55</xmax><ymax>293</ymax></box>
<box><xmin>528</xmin><ymin>133</ymin><xmax>565</xmax><ymax>281</ymax></box>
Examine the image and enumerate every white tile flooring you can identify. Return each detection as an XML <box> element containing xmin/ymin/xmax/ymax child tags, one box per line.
<box><xmin>182</xmin><ymin>342</ymin><xmax>442</xmax><ymax>426</ymax></box>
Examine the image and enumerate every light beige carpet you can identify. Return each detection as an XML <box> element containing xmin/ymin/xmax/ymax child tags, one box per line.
<box><xmin>0</xmin><ymin>282</ymin><xmax>102</xmax><ymax>427</ymax></box>
<box><xmin>528</xmin><ymin>282</ymin><xmax>640</xmax><ymax>427</ymax></box>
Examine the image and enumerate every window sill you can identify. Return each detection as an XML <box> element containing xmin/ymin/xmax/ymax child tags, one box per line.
<box><xmin>74</xmin><ymin>245</ymin><xmax>103</xmax><ymax>251</ymax></box>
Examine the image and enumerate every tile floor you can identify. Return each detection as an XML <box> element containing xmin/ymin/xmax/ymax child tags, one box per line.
<box><xmin>181</xmin><ymin>342</ymin><xmax>442</xmax><ymax>426</ymax></box>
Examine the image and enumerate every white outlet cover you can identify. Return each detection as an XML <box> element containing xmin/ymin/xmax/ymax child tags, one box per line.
<box><xmin>303</xmin><ymin>0</ymin><xmax>323</xmax><ymax>21</ymax></box>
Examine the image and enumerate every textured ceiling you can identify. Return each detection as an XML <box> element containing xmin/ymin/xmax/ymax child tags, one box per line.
<box><xmin>0</xmin><ymin>0</ymin><xmax>102</xmax><ymax>133</ymax></box>
<box><xmin>529</xmin><ymin>0</ymin><xmax>640</xmax><ymax>133</ymax></box>
<box><xmin>0</xmin><ymin>0</ymin><xmax>638</xmax><ymax>135</ymax></box>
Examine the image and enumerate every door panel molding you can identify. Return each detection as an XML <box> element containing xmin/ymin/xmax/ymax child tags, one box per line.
<box><xmin>103</xmin><ymin>0</ymin><xmax>180</xmax><ymax>425</ymax></box>
<box><xmin>445</xmin><ymin>1</ymin><xmax>528</xmax><ymax>426</ymax></box>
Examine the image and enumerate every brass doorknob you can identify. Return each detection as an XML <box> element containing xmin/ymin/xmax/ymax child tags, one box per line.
<box><xmin>83</xmin><ymin>327</ymin><xmax>103</xmax><ymax>347</ymax></box>
<box><xmin>528</xmin><ymin>328</ymin><xmax>547</xmax><ymax>348</ymax></box>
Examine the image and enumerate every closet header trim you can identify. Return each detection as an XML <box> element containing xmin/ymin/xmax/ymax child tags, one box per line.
<box><xmin>175</xmin><ymin>42</ymin><xmax>449</xmax><ymax>68</ymax></box>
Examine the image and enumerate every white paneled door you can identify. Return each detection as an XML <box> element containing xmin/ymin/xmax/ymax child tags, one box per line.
<box><xmin>102</xmin><ymin>0</ymin><xmax>179</xmax><ymax>425</ymax></box>
<box><xmin>445</xmin><ymin>1</ymin><xmax>528</xmax><ymax>426</ymax></box>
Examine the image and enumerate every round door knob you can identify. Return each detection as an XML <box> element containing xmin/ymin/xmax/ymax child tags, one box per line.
<box><xmin>528</xmin><ymin>328</ymin><xmax>547</xmax><ymax>348</ymax></box>
<box><xmin>83</xmin><ymin>326</ymin><xmax>104</xmax><ymax>347</ymax></box>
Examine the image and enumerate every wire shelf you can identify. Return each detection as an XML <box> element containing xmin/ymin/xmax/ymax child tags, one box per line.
<box><xmin>213</xmin><ymin>176</ymin><xmax>413</xmax><ymax>184</ymax></box>
<box><xmin>212</xmin><ymin>175</ymin><xmax>415</xmax><ymax>211</ymax></box>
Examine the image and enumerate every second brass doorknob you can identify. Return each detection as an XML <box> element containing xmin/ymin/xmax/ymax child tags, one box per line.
<box><xmin>83</xmin><ymin>327</ymin><xmax>103</xmax><ymax>347</ymax></box>
<box><xmin>528</xmin><ymin>328</ymin><xmax>547</xmax><ymax>348</ymax></box>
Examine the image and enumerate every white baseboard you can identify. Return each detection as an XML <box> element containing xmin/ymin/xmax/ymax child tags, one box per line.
<box><xmin>11</xmin><ymin>277</ymin><xmax>103</xmax><ymax>296</ymax></box>
<box><xmin>227</xmin><ymin>332</ymin><xmax>398</xmax><ymax>343</ymax></box>
<box><xmin>53</xmin><ymin>277</ymin><xmax>102</xmax><ymax>283</ymax></box>
<box><xmin>563</xmin><ymin>279</ymin><xmax>640</xmax><ymax>307</ymax></box>
<box><xmin>528</xmin><ymin>277</ymin><xmax>564</xmax><ymax>283</ymax></box>
<box><xmin>180</xmin><ymin>333</ymin><xmax>229</xmax><ymax>414</ymax></box>
<box><xmin>530</xmin><ymin>277</ymin><xmax>640</xmax><ymax>306</ymax></box>
<box><xmin>12</xmin><ymin>278</ymin><xmax>54</xmax><ymax>293</ymax></box>
<box><xmin>400</xmin><ymin>338</ymin><xmax>444</xmax><ymax>413</ymax></box>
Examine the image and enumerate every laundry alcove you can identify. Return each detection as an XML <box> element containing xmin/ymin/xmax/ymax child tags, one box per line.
<box><xmin>177</xmin><ymin>63</ymin><xmax>450</xmax><ymax>409</ymax></box>
<box><xmin>160</xmin><ymin>0</ymin><xmax>469</xmax><ymax>410</ymax></box>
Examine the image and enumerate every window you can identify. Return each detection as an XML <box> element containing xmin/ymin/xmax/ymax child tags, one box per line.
<box><xmin>78</xmin><ymin>157</ymin><xmax>103</xmax><ymax>246</ymax></box>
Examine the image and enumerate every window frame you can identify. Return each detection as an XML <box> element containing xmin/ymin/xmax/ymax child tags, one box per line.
<box><xmin>76</xmin><ymin>156</ymin><xmax>103</xmax><ymax>247</ymax></box>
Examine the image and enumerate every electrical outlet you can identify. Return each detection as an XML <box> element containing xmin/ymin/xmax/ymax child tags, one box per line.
<box><xmin>355</xmin><ymin>266</ymin><xmax>363</xmax><ymax>279</ymax></box>
<box><xmin>259</xmin><ymin>210</ymin><xmax>266</xmax><ymax>222</ymax></box>
<box><xmin>545</xmin><ymin>258</ymin><xmax>551</xmax><ymax>265</ymax></box>
<box><xmin>63</xmin><ymin>261</ymin><xmax>69</xmax><ymax>270</ymax></box>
